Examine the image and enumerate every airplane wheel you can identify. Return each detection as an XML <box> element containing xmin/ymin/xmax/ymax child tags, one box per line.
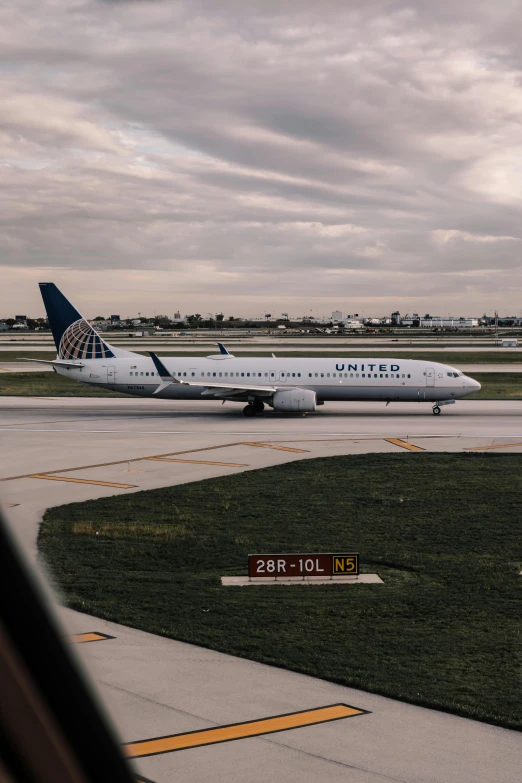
<box><xmin>433</xmin><ymin>406</ymin><xmax>441</xmax><ymax>415</ymax></box>
<box><xmin>252</xmin><ymin>400</ymin><xmax>265</xmax><ymax>413</ymax></box>
<box><xmin>243</xmin><ymin>405</ymin><xmax>256</xmax><ymax>417</ymax></box>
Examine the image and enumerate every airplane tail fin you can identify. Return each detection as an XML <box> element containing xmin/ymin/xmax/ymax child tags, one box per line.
<box><xmin>39</xmin><ymin>283</ymin><xmax>115</xmax><ymax>360</ymax></box>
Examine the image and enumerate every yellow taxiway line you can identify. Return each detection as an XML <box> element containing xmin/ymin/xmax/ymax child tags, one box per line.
<box><xmin>243</xmin><ymin>442</ymin><xmax>309</xmax><ymax>453</ymax></box>
<box><xmin>123</xmin><ymin>703</ymin><xmax>367</xmax><ymax>758</ymax></box>
<box><xmin>0</xmin><ymin>442</ymin><xmax>246</xmax><ymax>482</ymax></box>
<box><xmin>466</xmin><ymin>443</ymin><xmax>522</xmax><ymax>451</ymax></box>
<box><xmin>29</xmin><ymin>474</ymin><xmax>137</xmax><ymax>488</ymax></box>
<box><xmin>146</xmin><ymin>457</ymin><xmax>247</xmax><ymax>467</ymax></box>
<box><xmin>384</xmin><ymin>438</ymin><xmax>425</xmax><ymax>452</ymax></box>
<box><xmin>67</xmin><ymin>632</ymin><xmax>115</xmax><ymax>644</ymax></box>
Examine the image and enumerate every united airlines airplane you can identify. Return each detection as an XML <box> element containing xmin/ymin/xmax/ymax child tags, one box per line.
<box><xmin>31</xmin><ymin>283</ymin><xmax>480</xmax><ymax>416</ymax></box>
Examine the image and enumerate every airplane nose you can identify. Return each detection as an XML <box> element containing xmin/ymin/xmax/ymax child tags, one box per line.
<box><xmin>467</xmin><ymin>377</ymin><xmax>481</xmax><ymax>390</ymax></box>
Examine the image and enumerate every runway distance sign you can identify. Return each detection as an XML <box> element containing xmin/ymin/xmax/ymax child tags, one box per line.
<box><xmin>248</xmin><ymin>553</ymin><xmax>359</xmax><ymax>578</ymax></box>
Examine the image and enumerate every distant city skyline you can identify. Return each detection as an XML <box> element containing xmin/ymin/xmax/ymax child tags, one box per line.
<box><xmin>3</xmin><ymin>3</ymin><xmax>522</xmax><ymax>315</ymax></box>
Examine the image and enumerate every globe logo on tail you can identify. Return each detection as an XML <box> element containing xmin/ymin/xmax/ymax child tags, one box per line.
<box><xmin>58</xmin><ymin>319</ymin><xmax>115</xmax><ymax>360</ymax></box>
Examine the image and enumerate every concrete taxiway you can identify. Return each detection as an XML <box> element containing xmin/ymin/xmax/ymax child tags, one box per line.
<box><xmin>1</xmin><ymin>397</ymin><xmax>521</xmax><ymax>782</ymax></box>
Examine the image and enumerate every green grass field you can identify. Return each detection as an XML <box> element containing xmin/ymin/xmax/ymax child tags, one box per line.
<box><xmin>0</xmin><ymin>372</ymin><xmax>128</xmax><ymax>397</ymax></box>
<box><xmin>39</xmin><ymin>454</ymin><xmax>522</xmax><ymax>730</ymax></box>
<box><xmin>0</xmin><ymin>370</ymin><xmax>520</xmax><ymax>399</ymax></box>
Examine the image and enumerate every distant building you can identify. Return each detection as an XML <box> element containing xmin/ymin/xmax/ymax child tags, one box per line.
<box><xmin>420</xmin><ymin>317</ymin><xmax>480</xmax><ymax>328</ymax></box>
<box><xmin>332</xmin><ymin>310</ymin><xmax>343</xmax><ymax>321</ymax></box>
<box><xmin>0</xmin><ymin>323</ymin><xmax>9</xmax><ymax>331</ymax></box>
<box><xmin>173</xmin><ymin>311</ymin><xmax>181</xmax><ymax>320</ymax></box>
<box><xmin>109</xmin><ymin>314</ymin><xmax>120</xmax><ymax>322</ymax></box>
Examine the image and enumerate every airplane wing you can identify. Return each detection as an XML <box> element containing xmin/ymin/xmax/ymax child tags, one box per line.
<box><xmin>17</xmin><ymin>358</ymin><xmax>86</xmax><ymax>369</ymax></box>
<box><xmin>149</xmin><ymin>352</ymin><xmax>277</xmax><ymax>397</ymax></box>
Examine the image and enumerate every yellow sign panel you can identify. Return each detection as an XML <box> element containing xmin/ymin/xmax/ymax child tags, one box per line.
<box><xmin>332</xmin><ymin>555</ymin><xmax>359</xmax><ymax>575</ymax></box>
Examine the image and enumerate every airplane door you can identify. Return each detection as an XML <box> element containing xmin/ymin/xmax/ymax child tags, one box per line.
<box><xmin>106</xmin><ymin>365</ymin><xmax>116</xmax><ymax>384</ymax></box>
<box><xmin>426</xmin><ymin>367</ymin><xmax>435</xmax><ymax>387</ymax></box>
<box><xmin>269</xmin><ymin>371</ymin><xmax>276</xmax><ymax>382</ymax></box>
<box><xmin>277</xmin><ymin>370</ymin><xmax>288</xmax><ymax>383</ymax></box>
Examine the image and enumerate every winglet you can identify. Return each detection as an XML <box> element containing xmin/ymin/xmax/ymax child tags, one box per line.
<box><xmin>149</xmin><ymin>352</ymin><xmax>182</xmax><ymax>384</ymax></box>
<box><xmin>217</xmin><ymin>342</ymin><xmax>231</xmax><ymax>356</ymax></box>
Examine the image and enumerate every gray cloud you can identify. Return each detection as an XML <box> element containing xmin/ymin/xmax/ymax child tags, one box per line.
<box><xmin>2</xmin><ymin>0</ymin><xmax>522</xmax><ymax>316</ymax></box>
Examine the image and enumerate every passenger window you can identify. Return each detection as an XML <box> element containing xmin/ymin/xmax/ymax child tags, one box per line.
<box><xmin>146</xmin><ymin>372</ymin><xmax>149</xmax><ymax>376</ymax></box>
<box><xmin>183</xmin><ymin>372</ymin><xmax>187</xmax><ymax>376</ymax></box>
<box><xmin>219</xmin><ymin>372</ymin><xmax>222</xmax><ymax>377</ymax></box>
<box><xmin>298</xmin><ymin>373</ymin><xmax>301</xmax><ymax>377</ymax></box>
<box><xmin>191</xmin><ymin>372</ymin><xmax>194</xmax><ymax>377</ymax></box>
<box><xmin>407</xmin><ymin>374</ymin><xmax>411</xmax><ymax>378</ymax></box>
<box><xmin>402</xmin><ymin>374</ymin><xmax>405</xmax><ymax>378</ymax></box>
<box><xmin>362</xmin><ymin>373</ymin><xmax>365</xmax><ymax>377</ymax></box>
<box><xmin>140</xmin><ymin>372</ymin><xmax>144</xmax><ymax>376</ymax></box>
<box><xmin>350</xmin><ymin>373</ymin><xmax>353</xmax><ymax>378</ymax></box>
<box><xmin>225</xmin><ymin>372</ymin><xmax>228</xmax><ymax>377</ymax></box>
<box><xmin>333</xmin><ymin>373</ymin><xmax>336</xmax><ymax>378</ymax></box>
<box><xmin>379</xmin><ymin>374</ymin><xmax>382</xmax><ymax>378</ymax></box>
<box><xmin>315</xmin><ymin>373</ymin><xmax>318</xmax><ymax>377</ymax></box>
<box><xmin>320</xmin><ymin>373</ymin><xmax>324</xmax><ymax>378</ymax></box>
<box><xmin>385</xmin><ymin>374</ymin><xmax>388</xmax><ymax>378</ymax></box>
<box><xmin>327</xmin><ymin>373</ymin><xmax>330</xmax><ymax>377</ymax></box>
<box><xmin>213</xmin><ymin>372</ymin><xmax>216</xmax><ymax>376</ymax></box>
<box><xmin>356</xmin><ymin>373</ymin><xmax>359</xmax><ymax>377</ymax></box>
<box><xmin>241</xmin><ymin>373</ymin><xmax>244</xmax><ymax>377</ymax></box>
<box><xmin>374</xmin><ymin>374</ymin><xmax>377</xmax><ymax>378</ymax></box>
<box><xmin>309</xmin><ymin>373</ymin><xmax>312</xmax><ymax>377</ymax></box>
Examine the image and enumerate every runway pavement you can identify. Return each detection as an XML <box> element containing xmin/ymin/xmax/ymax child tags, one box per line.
<box><xmin>1</xmin><ymin>397</ymin><xmax>520</xmax><ymax>782</ymax></box>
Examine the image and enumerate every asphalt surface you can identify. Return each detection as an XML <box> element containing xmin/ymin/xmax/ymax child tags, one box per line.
<box><xmin>1</xmin><ymin>397</ymin><xmax>520</xmax><ymax>782</ymax></box>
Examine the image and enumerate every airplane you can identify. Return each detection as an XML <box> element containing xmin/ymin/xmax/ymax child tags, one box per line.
<box><xmin>28</xmin><ymin>283</ymin><xmax>481</xmax><ymax>416</ymax></box>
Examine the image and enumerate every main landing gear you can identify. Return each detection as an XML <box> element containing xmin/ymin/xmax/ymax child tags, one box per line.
<box><xmin>243</xmin><ymin>401</ymin><xmax>265</xmax><ymax>417</ymax></box>
<box><xmin>432</xmin><ymin>405</ymin><xmax>441</xmax><ymax>415</ymax></box>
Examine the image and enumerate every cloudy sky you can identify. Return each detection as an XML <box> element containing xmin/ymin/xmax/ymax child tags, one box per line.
<box><xmin>2</xmin><ymin>0</ymin><xmax>522</xmax><ymax>319</ymax></box>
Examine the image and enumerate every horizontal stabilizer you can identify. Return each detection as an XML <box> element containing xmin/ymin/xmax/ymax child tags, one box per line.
<box><xmin>17</xmin><ymin>358</ymin><xmax>85</xmax><ymax>369</ymax></box>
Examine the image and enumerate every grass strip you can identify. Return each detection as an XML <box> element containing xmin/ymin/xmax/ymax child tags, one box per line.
<box><xmin>39</xmin><ymin>453</ymin><xmax>522</xmax><ymax>730</ymax></box>
<box><xmin>0</xmin><ymin>372</ymin><xmax>128</xmax><ymax>397</ymax></box>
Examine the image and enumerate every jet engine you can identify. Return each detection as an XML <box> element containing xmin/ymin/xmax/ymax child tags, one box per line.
<box><xmin>271</xmin><ymin>389</ymin><xmax>317</xmax><ymax>412</ymax></box>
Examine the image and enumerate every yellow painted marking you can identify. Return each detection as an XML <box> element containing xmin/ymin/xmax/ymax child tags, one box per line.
<box><xmin>1</xmin><ymin>442</ymin><xmax>245</xmax><ymax>482</ymax></box>
<box><xmin>146</xmin><ymin>457</ymin><xmax>247</xmax><ymax>467</ymax></box>
<box><xmin>29</xmin><ymin>474</ymin><xmax>137</xmax><ymax>488</ymax></box>
<box><xmin>384</xmin><ymin>438</ymin><xmax>425</xmax><ymax>452</ymax></box>
<box><xmin>124</xmin><ymin>703</ymin><xmax>366</xmax><ymax>758</ymax></box>
<box><xmin>466</xmin><ymin>443</ymin><xmax>522</xmax><ymax>451</ymax></box>
<box><xmin>243</xmin><ymin>442</ymin><xmax>309</xmax><ymax>453</ymax></box>
<box><xmin>67</xmin><ymin>632</ymin><xmax>114</xmax><ymax>644</ymax></box>
<box><xmin>0</xmin><ymin>366</ymin><xmax>16</xmax><ymax>372</ymax></box>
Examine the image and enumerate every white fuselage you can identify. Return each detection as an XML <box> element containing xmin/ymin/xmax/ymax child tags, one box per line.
<box><xmin>54</xmin><ymin>355</ymin><xmax>480</xmax><ymax>405</ymax></box>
